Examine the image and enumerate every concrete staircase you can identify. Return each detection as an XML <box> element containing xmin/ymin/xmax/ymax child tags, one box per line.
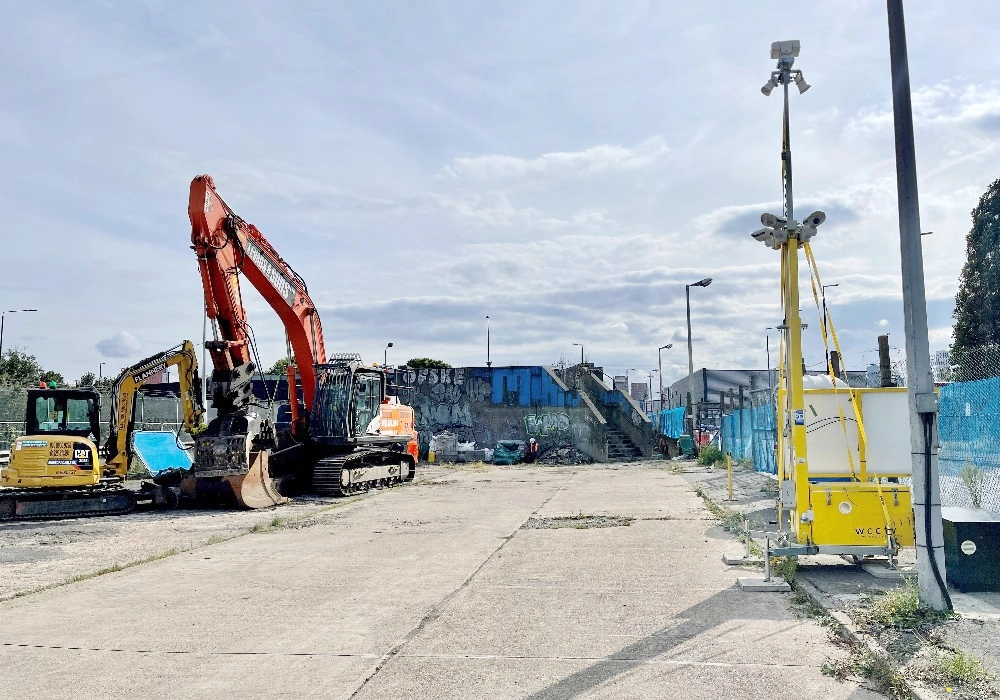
<box><xmin>606</xmin><ymin>428</ymin><xmax>644</xmax><ymax>462</ymax></box>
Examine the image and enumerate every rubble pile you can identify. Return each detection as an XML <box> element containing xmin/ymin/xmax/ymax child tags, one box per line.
<box><xmin>537</xmin><ymin>444</ymin><xmax>593</xmax><ymax>465</ymax></box>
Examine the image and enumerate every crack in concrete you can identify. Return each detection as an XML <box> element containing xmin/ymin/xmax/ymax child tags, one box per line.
<box><xmin>345</xmin><ymin>470</ymin><xmax>580</xmax><ymax>700</ymax></box>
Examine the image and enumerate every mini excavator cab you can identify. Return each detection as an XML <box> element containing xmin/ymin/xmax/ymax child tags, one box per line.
<box><xmin>310</xmin><ymin>357</ymin><xmax>386</xmax><ymax>443</ymax></box>
<box><xmin>1</xmin><ymin>387</ymin><xmax>105</xmax><ymax>488</ymax></box>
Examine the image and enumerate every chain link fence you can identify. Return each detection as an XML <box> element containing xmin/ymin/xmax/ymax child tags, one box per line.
<box><xmin>0</xmin><ymin>384</ymin><xmax>187</xmax><ymax>451</ymax></box>
<box><xmin>937</xmin><ymin>347</ymin><xmax>1000</xmax><ymax>511</ymax></box>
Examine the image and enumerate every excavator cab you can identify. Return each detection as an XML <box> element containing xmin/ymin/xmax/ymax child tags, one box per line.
<box><xmin>1</xmin><ymin>388</ymin><xmax>104</xmax><ymax>489</ymax></box>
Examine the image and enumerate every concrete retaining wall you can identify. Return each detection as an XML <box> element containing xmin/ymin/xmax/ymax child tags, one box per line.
<box><xmin>388</xmin><ymin>366</ymin><xmax>608</xmax><ymax>462</ymax></box>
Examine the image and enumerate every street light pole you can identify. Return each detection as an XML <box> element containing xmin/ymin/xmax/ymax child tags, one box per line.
<box><xmin>0</xmin><ymin>309</ymin><xmax>38</xmax><ymax>358</ymax></box>
<box><xmin>657</xmin><ymin>344</ymin><xmax>673</xmax><ymax>410</ymax></box>
<box><xmin>384</xmin><ymin>342</ymin><xmax>393</xmax><ymax>367</ymax></box>
<box><xmin>99</xmin><ymin>362</ymin><xmax>106</xmax><ymax>380</ymax></box>
<box><xmin>686</xmin><ymin>279</ymin><xmax>712</xmax><ymax>435</ymax></box>
<box><xmin>887</xmin><ymin>0</ymin><xmax>950</xmax><ymax>611</ymax></box>
<box><xmin>486</xmin><ymin>316</ymin><xmax>491</xmax><ymax>368</ymax></box>
<box><xmin>572</xmin><ymin>342</ymin><xmax>584</xmax><ymax>366</ymax></box>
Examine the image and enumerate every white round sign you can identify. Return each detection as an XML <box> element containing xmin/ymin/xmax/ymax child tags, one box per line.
<box><xmin>960</xmin><ymin>540</ymin><xmax>977</xmax><ymax>556</ymax></box>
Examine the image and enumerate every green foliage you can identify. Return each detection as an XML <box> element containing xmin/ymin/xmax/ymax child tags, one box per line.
<box><xmin>0</xmin><ymin>347</ymin><xmax>44</xmax><ymax>387</ymax></box>
<box><xmin>78</xmin><ymin>372</ymin><xmax>97</xmax><ymax>387</ymax></box>
<box><xmin>39</xmin><ymin>370</ymin><xmax>64</xmax><ymax>387</ymax></box>
<box><xmin>953</xmin><ymin>178</ymin><xmax>1000</xmax><ymax>361</ymax></box>
<box><xmin>926</xmin><ymin>650</ymin><xmax>990</xmax><ymax>689</ymax></box>
<box><xmin>265</xmin><ymin>358</ymin><xmax>291</xmax><ymax>375</ymax></box>
<box><xmin>696</xmin><ymin>444</ymin><xmax>726</xmax><ymax>466</ymax></box>
<box><xmin>853</xmin><ymin>577</ymin><xmax>951</xmax><ymax>630</ymax></box>
<box><xmin>770</xmin><ymin>556</ymin><xmax>797</xmax><ymax>583</ymax></box>
<box><xmin>405</xmin><ymin>358</ymin><xmax>451</xmax><ymax>369</ymax></box>
<box><xmin>959</xmin><ymin>461</ymin><xmax>986</xmax><ymax>508</ymax></box>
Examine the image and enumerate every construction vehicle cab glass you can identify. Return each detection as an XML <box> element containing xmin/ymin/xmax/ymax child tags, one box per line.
<box><xmin>27</xmin><ymin>388</ymin><xmax>100</xmax><ymax>438</ymax></box>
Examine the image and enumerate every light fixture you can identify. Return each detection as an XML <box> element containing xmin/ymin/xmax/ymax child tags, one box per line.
<box><xmin>794</xmin><ymin>72</ymin><xmax>811</xmax><ymax>94</ymax></box>
<box><xmin>761</xmin><ymin>77</ymin><xmax>778</xmax><ymax>96</ymax></box>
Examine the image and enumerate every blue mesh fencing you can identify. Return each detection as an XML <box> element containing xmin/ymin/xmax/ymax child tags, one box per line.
<box><xmin>720</xmin><ymin>403</ymin><xmax>777</xmax><ymax>474</ymax></box>
<box><xmin>937</xmin><ymin>377</ymin><xmax>1000</xmax><ymax>511</ymax></box>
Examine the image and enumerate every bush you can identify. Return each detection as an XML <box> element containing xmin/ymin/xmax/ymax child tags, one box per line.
<box><xmin>697</xmin><ymin>444</ymin><xmax>726</xmax><ymax>466</ymax></box>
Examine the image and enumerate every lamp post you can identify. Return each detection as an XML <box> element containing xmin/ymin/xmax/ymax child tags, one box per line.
<box><xmin>0</xmin><ymin>309</ymin><xmax>38</xmax><ymax>358</ymax></box>
<box><xmin>686</xmin><ymin>279</ymin><xmax>712</xmax><ymax>434</ymax></box>
<box><xmin>648</xmin><ymin>369</ymin><xmax>658</xmax><ymax>412</ymax></box>
<box><xmin>99</xmin><ymin>362</ymin><xmax>106</xmax><ymax>380</ymax></box>
<box><xmin>384</xmin><ymin>342</ymin><xmax>393</xmax><ymax>367</ymax></box>
<box><xmin>486</xmin><ymin>316</ymin><xmax>491</xmax><ymax>368</ymax></box>
<box><xmin>572</xmin><ymin>342</ymin><xmax>584</xmax><ymax>365</ymax></box>
<box><xmin>764</xmin><ymin>327</ymin><xmax>777</xmax><ymax>397</ymax></box>
<box><xmin>657</xmin><ymin>344</ymin><xmax>673</xmax><ymax>410</ymax></box>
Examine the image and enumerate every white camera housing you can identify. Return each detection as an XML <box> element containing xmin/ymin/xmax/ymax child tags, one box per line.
<box><xmin>761</xmin><ymin>212</ymin><xmax>786</xmax><ymax>229</ymax></box>
<box><xmin>771</xmin><ymin>40</ymin><xmax>801</xmax><ymax>60</ymax></box>
<box><xmin>804</xmin><ymin>210</ymin><xmax>826</xmax><ymax>227</ymax></box>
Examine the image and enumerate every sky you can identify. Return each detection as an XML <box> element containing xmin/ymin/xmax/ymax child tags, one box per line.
<box><xmin>1</xmin><ymin>1</ymin><xmax>998</xmax><ymax>390</ymax></box>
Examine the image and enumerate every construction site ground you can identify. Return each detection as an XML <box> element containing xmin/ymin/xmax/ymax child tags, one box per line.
<box><xmin>1</xmin><ymin>461</ymin><xmax>887</xmax><ymax>699</ymax></box>
<box><xmin>684</xmin><ymin>460</ymin><xmax>1000</xmax><ymax>699</ymax></box>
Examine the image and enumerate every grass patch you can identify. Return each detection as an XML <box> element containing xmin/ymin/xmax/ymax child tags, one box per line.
<box><xmin>770</xmin><ymin>556</ymin><xmax>798</xmax><ymax>583</ymax></box>
<box><xmin>852</xmin><ymin>577</ymin><xmax>951</xmax><ymax>631</ymax></box>
<box><xmin>922</xmin><ymin>649</ymin><xmax>991</xmax><ymax>690</ymax></box>
<box><xmin>692</xmin><ymin>484</ymin><xmax>763</xmax><ymax>556</ymax></box>
<box><xmin>822</xmin><ymin>649</ymin><xmax>909</xmax><ymax>699</ymax></box>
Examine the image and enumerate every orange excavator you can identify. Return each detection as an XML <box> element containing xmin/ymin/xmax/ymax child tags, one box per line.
<box><xmin>185</xmin><ymin>174</ymin><xmax>417</xmax><ymax>508</ymax></box>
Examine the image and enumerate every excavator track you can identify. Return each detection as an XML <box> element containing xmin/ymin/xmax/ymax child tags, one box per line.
<box><xmin>313</xmin><ymin>448</ymin><xmax>415</xmax><ymax>496</ymax></box>
<box><xmin>0</xmin><ymin>486</ymin><xmax>137</xmax><ymax>522</ymax></box>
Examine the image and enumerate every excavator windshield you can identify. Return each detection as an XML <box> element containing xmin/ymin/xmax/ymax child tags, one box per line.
<box><xmin>26</xmin><ymin>389</ymin><xmax>101</xmax><ymax>440</ymax></box>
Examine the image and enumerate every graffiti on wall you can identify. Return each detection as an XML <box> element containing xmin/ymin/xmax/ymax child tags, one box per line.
<box><xmin>525</xmin><ymin>412</ymin><xmax>571</xmax><ymax>436</ymax></box>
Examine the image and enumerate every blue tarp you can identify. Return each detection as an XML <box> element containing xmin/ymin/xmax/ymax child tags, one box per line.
<box><xmin>133</xmin><ymin>431</ymin><xmax>193</xmax><ymax>476</ymax></box>
<box><xmin>653</xmin><ymin>407</ymin><xmax>686</xmax><ymax>439</ymax></box>
<box><xmin>721</xmin><ymin>403</ymin><xmax>777</xmax><ymax>474</ymax></box>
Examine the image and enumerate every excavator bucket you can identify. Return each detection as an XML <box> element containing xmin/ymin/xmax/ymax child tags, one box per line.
<box><xmin>180</xmin><ymin>449</ymin><xmax>288</xmax><ymax>509</ymax></box>
<box><xmin>232</xmin><ymin>449</ymin><xmax>289</xmax><ymax>509</ymax></box>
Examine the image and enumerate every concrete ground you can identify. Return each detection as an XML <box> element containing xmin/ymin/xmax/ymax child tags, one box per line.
<box><xmin>0</xmin><ymin>461</ymin><xmax>882</xmax><ymax>699</ymax></box>
<box><xmin>684</xmin><ymin>460</ymin><xmax>1000</xmax><ymax>697</ymax></box>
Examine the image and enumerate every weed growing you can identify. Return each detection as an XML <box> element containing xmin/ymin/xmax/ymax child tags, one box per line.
<box><xmin>823</xmin><ymin>649</ymin><xmax>909</xmax><ymax>699</ymax></box>
<box><xmin>923</xmin><ymin>650</ymin><xmax>991</xmax><ymax>690</ymax></box>
<box><xmin>853</xmin><ymin>577</ymin><xmax>951</xmax><ymax>631</ymax></box>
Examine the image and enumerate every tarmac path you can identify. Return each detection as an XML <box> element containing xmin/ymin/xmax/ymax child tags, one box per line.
<box><xmin>0</xmin><ymin>462</ymin><xmax>883</xmax><ymax>699</ymax></box>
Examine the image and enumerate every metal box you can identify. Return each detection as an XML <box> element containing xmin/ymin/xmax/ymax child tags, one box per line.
<box><xmin>808</xmin><ymin>483</ymin><xmax>914</xmax><ymax>547</ymax></box>
<box><xmin>941</xmin><ymin>507</ymin><xmax>1000</xmax><ymax>592</ymax></box>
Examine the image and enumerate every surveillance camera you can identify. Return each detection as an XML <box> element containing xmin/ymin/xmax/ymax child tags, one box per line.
<box><xmin>805</xmin><ymin>210</ymin><xmax>826</xmax><ymax>227</ymax></box>
<box><xmin>761</xmin><ymin>78</ymin><xmax>777</xmax><ymax>96</ymax></box>
<box><xmin>761</xmin><ymin>212</ymin><xmax>786</xmax><ymax>229</ymax></box>
<box><xmin>751</xmin><ymin>227</ymin><xmax>770</xmax><ymax>241</ymax></box>
<box><xmin>770</xmin><ymin>40</ymin><xmax>801</xmax><ymax>60</ymax></box>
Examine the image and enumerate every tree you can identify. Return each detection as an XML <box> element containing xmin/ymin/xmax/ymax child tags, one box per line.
<box><xmin>953</xmin><ymin>178</ymin><xmax>1000</xmax><ymax>379</ymax></box>
<box><xmin>266</xmin><ymin>358</ymin><xmax>291</xmax><ymax>375</ymax></box>
<box><xmin>78</xmin><ymin>372</ymin><xmax>97</xmax><ymax>387</ymax></box>
<box><xmin>405</xmin><ymin>358</ymin><xmax>451</xmax><ymax>369</ymax></box>
<box><xmin>0</xmin><ymin>347</ymin><xmax>44</xmax><ymax>387</ymax></box>
<box><xmin>40</xmin><ymin>370</ymin><xmax>65</xmax><ymax>387</ymax></box>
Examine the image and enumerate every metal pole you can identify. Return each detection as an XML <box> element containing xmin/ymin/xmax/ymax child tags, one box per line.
<box><xmin>202</xmin><ymin>304</ymin><xmax>209</xmax><ymax>413</ymax></box>
<box><xmin>486</xmin><ymin>316</ymin><xmax>491</xmax><ymax>368</ymax></box>
<box><xmin>658</xmin><ymin>349</ymin><xmax>664</xmax><ymax>408</ymax></box>
<box><xmin>887</xmin><ymin>0</ymin><xmax>950</xmax><ymax>611</ymax></box>
<box><xmin>686</xmin><ymin>284</ymin><xmax>694</xmax><ymax>434</ymax></box>
<box><xmin>0</xmin><ymin>313</ymin><xmax>5</xmax><ymax>359</ymax></box>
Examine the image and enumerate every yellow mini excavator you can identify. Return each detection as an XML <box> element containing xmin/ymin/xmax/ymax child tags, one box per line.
<box><xmin>0</xmin><ymin>341</ymin><xmax>203</xmax><ymax>520</ymax></box>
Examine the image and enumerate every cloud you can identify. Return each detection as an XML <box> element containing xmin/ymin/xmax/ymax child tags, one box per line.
<box><xmin>96</xmin><ymin>331</ymin><xmax>141</xmax><ymax>358</ymax></box>
<box><xmin>445</xmin><ymin>137</ymin><xmax>669</xmax><ymax>181</ymax></box>
<box><xmin>877</xmin><ymin>319</ymin><xmax>889</xmax><ymax>327</ymax></box>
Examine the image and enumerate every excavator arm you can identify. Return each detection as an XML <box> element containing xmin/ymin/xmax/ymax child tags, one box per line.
<box><xmin>189</xmin><ymin>175</ymin><xmax>327</xmax><ymax>416</ymax></box>
<box><xmin>104</xmin><ymin>341</ymin><xmax>204</xmax><ymax>477</ymax></box>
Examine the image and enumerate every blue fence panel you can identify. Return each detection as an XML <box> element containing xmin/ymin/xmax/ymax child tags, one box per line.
<box><xmin>655</xmin><ymin>407</ymin><xmax>686</xmax><ymax>439</ymax></box>
<box><xmin>720</xmin><ymin>403</ymin><xmax>777</xmax><ymax>474</ymax></box>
